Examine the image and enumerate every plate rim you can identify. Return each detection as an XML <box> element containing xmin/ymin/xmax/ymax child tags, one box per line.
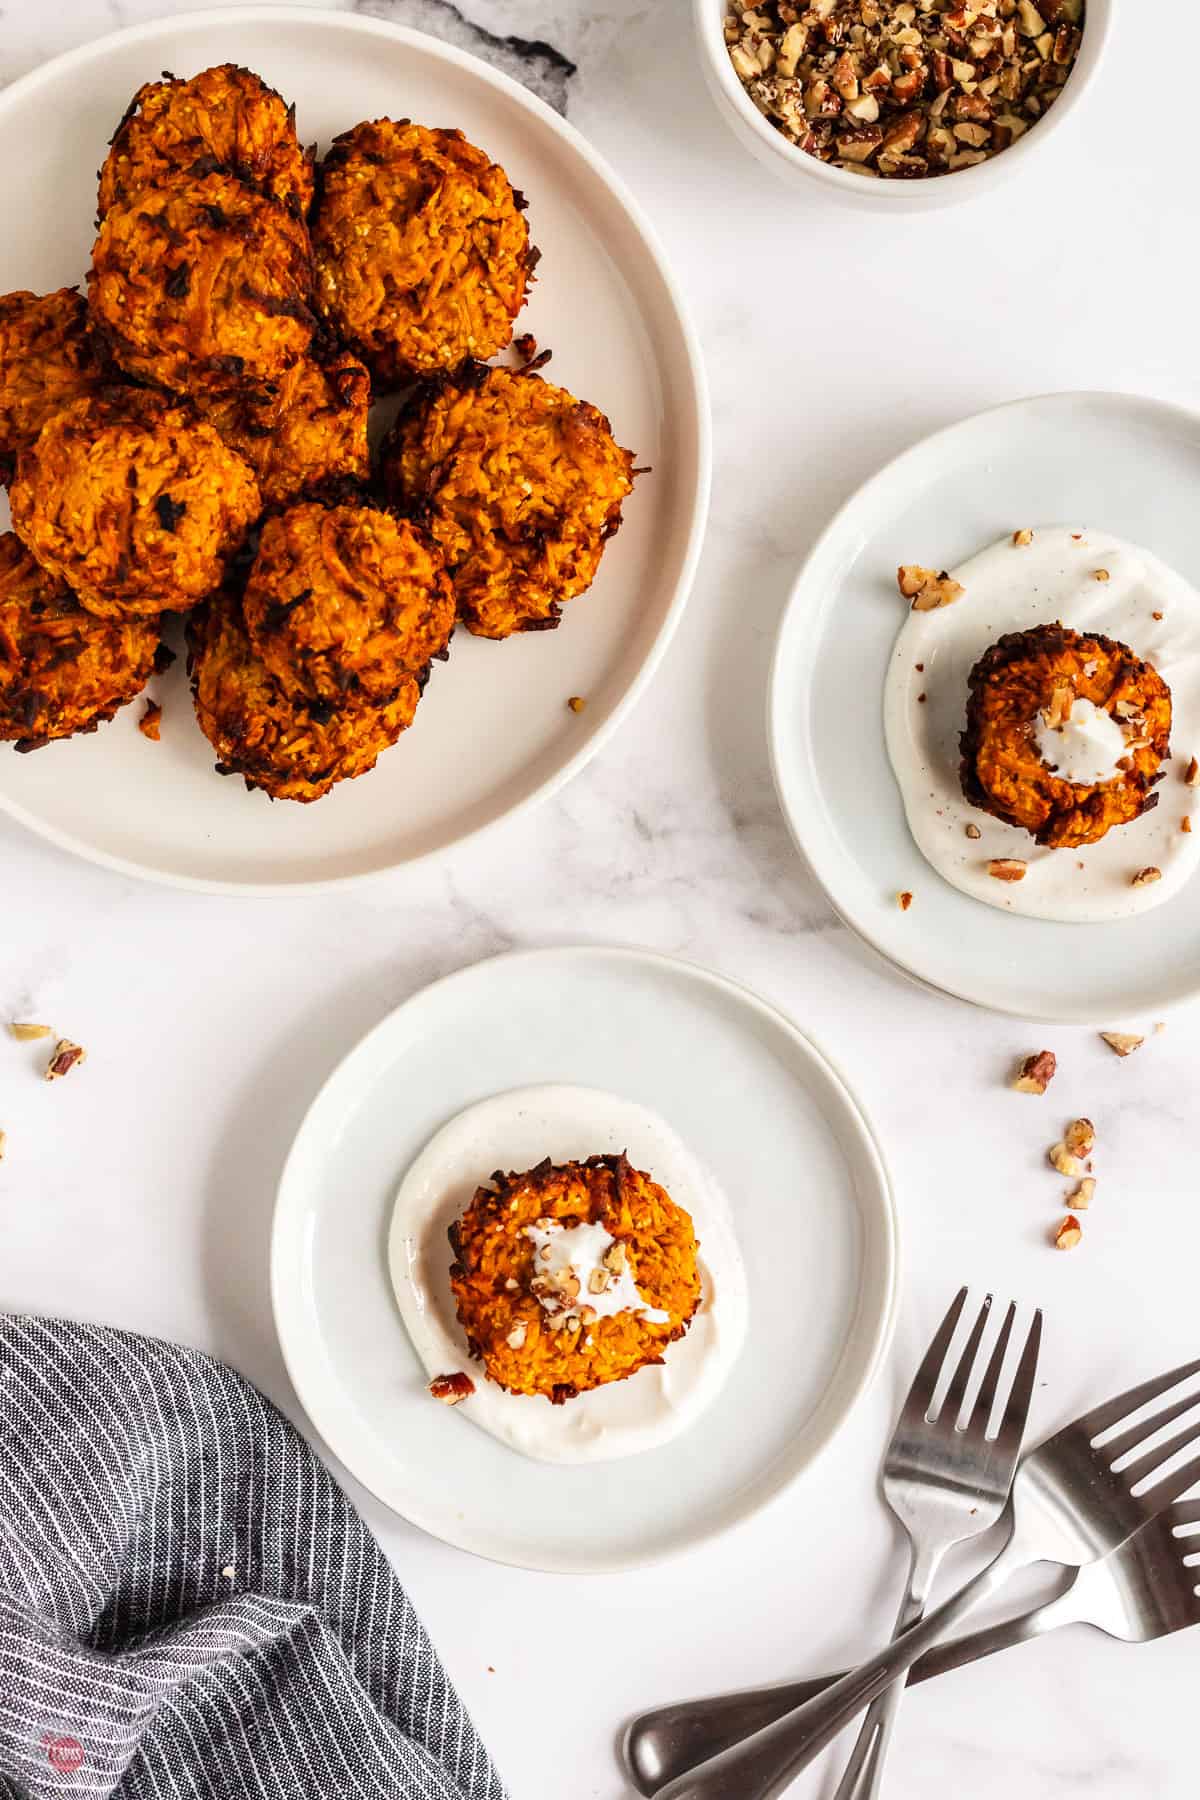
<box><xmin>0</xmin><ymin>6</ymin><xmax>712</xmax><ymax>897</ymax></box>
<box><xmin>269</xmin><ymin>942</ymin><xmax>902</xmax><ymax>1573</ymax></box>
<box><xmin>767</xmin><ymin>387</ymin><xmax>1200</xmax><ymax>1024</ymax></box>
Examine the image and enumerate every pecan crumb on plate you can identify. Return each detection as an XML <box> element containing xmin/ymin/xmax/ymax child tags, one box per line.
<box><xmin>428</xmin><ymin>1372</ymin><xmax>475</xmax><ymax>1405</ymax></box>
<box><xmin>897</xmin><ymin>564</ymin><xmax>964</xmax><ymax>610</ymax></box>
<box><xmin>1100</xmin><ymin>1031</ymin><xmax>1144</xmax><ymax>1058</ymax></box>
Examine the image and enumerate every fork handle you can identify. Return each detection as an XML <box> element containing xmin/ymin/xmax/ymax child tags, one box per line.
<box><xmin>831</xmin><ymin>1544</ymin><xmax>941</xmax><ymax>1800</ymax></box>
<box><xmin>652</xmin><ymin>1535</ymin><xmax>1027</xmax><ymax>1800</ymax></box>
<box><xmin>624</xmin><ymin>1572</ymin><xmax>1082</xmax><ymax>1795</ymax></box>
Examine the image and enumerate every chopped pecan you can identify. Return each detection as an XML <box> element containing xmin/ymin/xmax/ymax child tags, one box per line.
<box><xmin>1064</xmin><ymin>1117</ymin><xmax>1095</xmax><ymax>1158</ymax></box>
<box><xmin>898</xmin><ymin>565</ymin><xmax>964</xmax><ymax>611</ymax></box>
<box><xmin>428</xmin><ymin>1372</ymin><xmax>475</xmax><ymax>1405</ymax></box>
<box><xmin>1054</xmin><ymin>1214</ymin><xmax>1083</xmax><ymax>1251</ymax></box>
<box><xmin>1100</xmin><ymin>1031</ymin><xmax>1144</xmax><ymax>1058</ymax></box>
<box><xmin>1012</xmin><ymin>1050</ymin><xmax>1056</xmax><ymax>1095</ymax></box>
<box><xmin>45</xmin><ymin>1039</ymin><xmax>86</xmax><ymax>1081</ymax></box>
<box><xmin>987</xmin><ymin>859</ymin><xmax>1027</xmax><ymax>882</ymax></box>
<box><xmin>9</xmin><ymin>1022</ymin><xmax>52</xmax><ymax>1041</ymax></box>
<box><xmin>1048</xmin><ymin>1140</ymin><xmax>1083</xmax><ymax>1177</ymax></box>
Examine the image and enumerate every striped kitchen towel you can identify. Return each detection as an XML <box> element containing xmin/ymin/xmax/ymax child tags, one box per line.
<box><xmin>0</xmin><ymin>1315</ymin><xmax>506</xmax><ymax>1800</ymax></box>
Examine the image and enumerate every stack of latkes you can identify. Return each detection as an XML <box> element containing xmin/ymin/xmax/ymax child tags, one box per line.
<box><xmin>0</xmin><ymin>65</ymin><xmax>639</xmax><ymax>798</ymax></box>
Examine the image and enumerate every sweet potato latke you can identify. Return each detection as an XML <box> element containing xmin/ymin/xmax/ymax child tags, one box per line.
<box><xmin>0</xmin><ymin>532</ymin><xmax>158</xmax><ymax>748</ymax></box>
<box><xmin>0</xmin><ymin>289</ymin><xmax>106</xmax><ymax>485</ymax></box>
<box><xmin>242</xmin><ymin>500</ymin><xmax>454</xmax><ymax>704</ymax></box>
<box><xmin>9</xmin><ymin>387</ymin><xmax>260</xmax><ymax>619</ymax></box>
<box><xmin>382</xmin><ymin>365</ymin><xmax>636</xmax><ymax>639</ymax></box>
<box><xmin>961</xmin><ymin>624</ymin><xmax>1172</xmax><ymax>850</ymax></box>
<box><xmin>449</xmin><ymin>1153</ymin><xmax>701</xmax><ymax>1405</ymax></box>
<box><xmin>89</xmin><ymin>170</ymin><xmax>314</xmax><ymax>402</ymax></box>
<box><xmin>97</xmin><ymin>63</ymin><xmax>314</xmax><ymax>219</ymax></box>
<box><xmin>311</xmin><ymin>119</ymin><xmax>531</xmax><ymax>386</ymax></box>
<box><xmin>188</xmin><ymin>587</ymin><xmax>422</xmax><ymax>802</ymax></box>
<box><xmin>195</xmin><ymin>348</ymin><xmax>370</xmax><ymax>508</ymax></box>
<box><xmin>1</xmin><ymin>62</ymin><xmax>640</xmax><ymax>805</ymax></box>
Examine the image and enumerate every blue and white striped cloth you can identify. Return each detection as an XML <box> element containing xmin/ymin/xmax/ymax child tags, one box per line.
<box><xmin>0</xmin><ymin>1316</ymin><xmax>506</xmax><ymax>1800</ymax></box>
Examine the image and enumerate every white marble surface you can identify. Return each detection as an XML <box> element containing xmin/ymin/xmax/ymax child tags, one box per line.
<box><xmin>2</xmin><ymin>3</ymin><xmax>1199</xmax><ymax>1795</ymax></box>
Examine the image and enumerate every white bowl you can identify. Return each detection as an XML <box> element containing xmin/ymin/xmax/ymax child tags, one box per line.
<box><xmin>694</xmin><ymin>0</ymin><xmax>1112</xmax><ymax>210</ymax></box>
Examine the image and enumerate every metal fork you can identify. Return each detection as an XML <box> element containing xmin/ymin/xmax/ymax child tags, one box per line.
<box><xmin>648</xmin><ymin>1354</ymin><xmax>1200</xmax><ymax>1800</ymax></box>
<box><xmin>831</xmin><ymin>1288</ymin><xmax>1039</xmax><ymax>1800</ymax></box>
<box><xmin>627</xmin><ymin>1499</ymin><xmax>1200</xmax><ymax>1795</ymax></box>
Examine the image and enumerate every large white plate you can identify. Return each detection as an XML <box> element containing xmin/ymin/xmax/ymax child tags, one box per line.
<box><xmin>769</xmin><ymin>392</ymin><xmax>1200</xmax><ymax>1022</ymax></box>
<box><xmin>270</xmin><ymin>946</ymin><xmax>900</xmax><ymax>1572</ymax></box>
<box><xmin>0</xmin><ymin>9</ymin><xmax>708</xmax><ymax>893</ymax></box>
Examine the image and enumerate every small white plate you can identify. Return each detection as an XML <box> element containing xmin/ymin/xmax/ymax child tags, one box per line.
<box><xmin>271</xmin><ymin>946</ymin><xmax>899</xmax><ymax>1572</ymax></box>
<box><xmin>769</xmin><ymin>391</ymin><xmax>1200</xmax><ymax>1022</ymax></box>
<box><xmin>0</xmin><ymin>8</ymin><xmax>708</xmax><ymax>893</ymax></box>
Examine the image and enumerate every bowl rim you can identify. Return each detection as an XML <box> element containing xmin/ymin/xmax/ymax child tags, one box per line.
<box><xmin>694</xmin><ymin>0</ymin><xmax>1113</xmax><ymax>201</ymax></box>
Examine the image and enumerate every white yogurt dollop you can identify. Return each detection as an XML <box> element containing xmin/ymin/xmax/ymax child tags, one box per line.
<box><xmin>884</xmin><ymin>527</ymin><xmax>1200</xmax><ymax>924</ymax></box>
<box><xmin>1033</xmin><ymin>695</ymin><xmax>1130</xmax><ymax>785</ymax></box>
<box><xmin>387</xmin><ymin>1084</ymin><xmax>748</xmax><ymax>1466</ymax></box>
<box><xmin>523</xmin><ymin>1218</ymin><xmax>670</xmax><ymax>1325</ymax></box>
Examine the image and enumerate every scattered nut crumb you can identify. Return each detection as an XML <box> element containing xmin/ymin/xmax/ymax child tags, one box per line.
<box><xmin>504</xmin><ymin>1277</ymin><xmax>519</xmax><ymax>1290</ymax></box>
<box><xmin>1064</xmin><ymin>1118</ymin><xmax>1095</xmax><ymax>1158</ymax></box>
<box><xmin>1100</xmin><ymin>1031</ymin><xmax>1144</xmax><ymax>1058</ymax></box>
<box><xmin>45</xmin><ymin>1039</ymin><xmax>86</xmax><ymax>1081</ymax></box>
<box><xmin>1186</xmin><ymin>757</ymin><xmax>1200</xmax><ymax>788</ymax></box>
<box><xmin>917</xmin><ymin>692</ymin><xmax>927</xmax><ymax>704</ymax></box>
<box><xmin>1092</xmin><ymin>569</ymin><xmax>1110</xmax><ymax>582</ymax></box>
<box><xmin>1069</xmin><ymin>1177</ymin><xmax>1096</xmax><ymax>1211</ymax></box>
<box><xmin>898</xmin><ymin>565</ymin><xmax>964</xmax><ymax>611</ymax></box>
<box><xmin>1048</xmin><ymin>1141</ymin><xmax>1083</xmax><ymax>1177</ymax></box>
<box><xmin>965</xmin><ymin>822</ymin><xmax>982</xmax><ymax>840</ymax></box>
<box><xmin>1183</xmin><ymin>818</ymin><xmax>1192</xmax><ymax>834</ymax></box>
<box><xmin>1131</xmin><ymin>867</ymin><xmax>1162</xmax><ymax>887</ymax></box>
<box><xmin>139</xmin><ymin>699</ymin><xmax>163</xmax><ymax>741</ymax></box>
<box><xmin>897</xmin><ymin>890</ymin><xmax>913</xmax><ymax>911</ymax></box>
<box><xmin>603</xmin><ymin>1241</ymin><xmax>628</xmax><ymax>1275</ymax></box>
<box><xmin>1042</xmin><ymin>684</ymin><xmax>1074</xmax><ymax>731</ymax></box>
<box><xmin>505</xmin><ymin>1324</ymin><xmax>527</xmax><ymax>1350</ymax></box>
<box><xmin>988</xmin><ymin>859</ymin><xmax>1027</xmax><ymax>883</ymax></box>
<box><xmin>9</xmin><ymin>1022</ymin><xmax>52</xmax><ymax>1041</ymax></box>
<box><xmin>1012</xmin><ymin>1050</ymin><xmax>1056</xmax><ymax>1095</ymax></box>
<box><xmin>566</xmin><ymin>695</ymin><xmax>586</xmax><ymax>714</ymax></box>
<box><xmin>221</xmin><ymin>1565</ymin><xmax>235</xmax><ymax>1580</ymax></box>
<box><xmin>1013</xmin><ymin>529</ymin><xmax>1034</xmax><ymax>547</ymax></box>
<box><xmin>1152</xmin><ymin>611</ymin><xmax>1164</xmax><ymax>621</ymax></box>
<box><xmin>428</xmin><ymin>1372</ymin><xmax>475</xmax><ymax>1405</ymax></box>
<box><xmin>1054</xmin><ymin>1215</ymin><xmax>1083</xmax><ymax>1251</ymax></box>
<box><xmin>587</xmin><ymin>1267</ymin><xmax>610</xmax><ymax>1295</ymax></box>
